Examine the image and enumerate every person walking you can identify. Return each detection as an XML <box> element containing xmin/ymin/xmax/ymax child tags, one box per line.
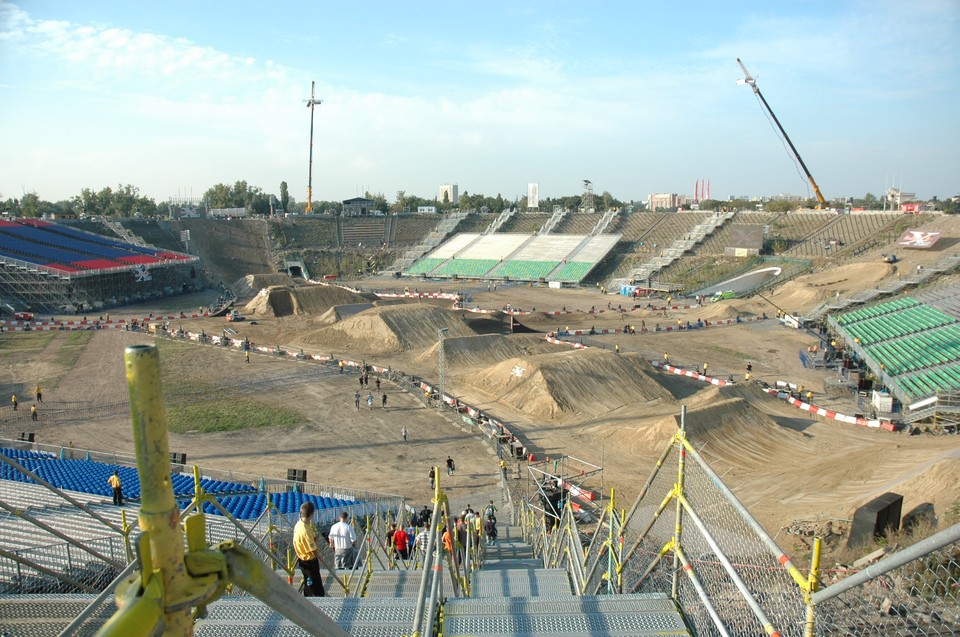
<box><xmin>108</xmin><ymin>470</ymin><xmax>123</xmax><ymax>505</ymax></box>
<box><xmin>428</xmin><ymin>467</ymin><xmax>435</xmax><ymax>489</ymax></box>
<box><xmin>499</xmin><ymin>458</ymin><xmax>507</xmax><ymax>478</ymax></box>
<box><xmin>293</xmin><ymin>502</ymin><xmax>325</xmax><ymax>597</ymax></box>
<box><xmin>328</xmin><ymin>511</ymin><xmax>357</xmax><ymax>569</ymax></box>
<box><xmin>483</xmin><ymin>514</ymin><xmax>498</xmax><ymax>546</ymax></box>
<box><xmin>446</xmin><ymin>456</ymin><xmax>455</xmax><ymax>476</ymax></box>
<box><xmin>392</xmin><ymin>523</ymin><xmax>410</xmax><ymax>561</ymax></box>
<box><xmin>366</xmin><ymin>392</ymin><xmax>374</xmax><ymax>410</ymax></box>
<box><xmin>338</xmin><ymin>360</ymin><xmax>344</xmax><ymax>374</ymax></box>
<box><xmin>702</xmin><ymin>362</ymin><xmax>709</xmax><ymax>376</ymax></box>
<box><xmin>10</xmin><ymin>394</ymin><xmax>16</xmax><ymax>411</ymax></box>
<box><xmin>35</xmin><ymin>385</ymin><xmax>42</xmax><ymax>403</ymax></box>
<box><xmin>382</xmin><ymin>393</ymin><xmax>388</xmax><ymax>409</ymax></box>
<box><xmin>245</xmin><ymin>350</ymin><xmax>250</xmax><ymax>363</ymax></box>
<box><xmin>354</xmin><ymin>391</ymin><xmax>361</xmax><ymax>410</ymax></box>
<box><xmin>401</xmin><ymin>426</ymin><xmax>408</xmax><ymax>443</ymax></box>
<box><xmin>30</xmin><ymin>404</ymin><xmax>38</xmax><ymax>422</ymax></box>
<box><xmin>375</xmin><ymin>377</ymin><xmax>381</xmax><ymax>394</ymax></box>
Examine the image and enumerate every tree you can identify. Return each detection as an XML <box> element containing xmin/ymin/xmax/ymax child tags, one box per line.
<box><xmin>279</xmin><ymin>181</ymin><xmax>289</xmax><ymax>213</ymax></box>
<box><xmin>392</xmin><ymin>190</ymin><xmax>407</xmax><ymax>214</ymax></box>
<box><xmin>20</xmin><ymin>192</ymin><xmax>40</xmax><ymax>217</ymax></box>
<box><xmin>764</xmin><ymin>200</ymin><xmax>799</xmax><ymax>213</ymax></box>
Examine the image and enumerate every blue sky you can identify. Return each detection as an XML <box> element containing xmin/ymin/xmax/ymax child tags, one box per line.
<box><xmin>1</xmin><ymin>0</ymin><xmax>957</xmax><ymax>205</ymax></box>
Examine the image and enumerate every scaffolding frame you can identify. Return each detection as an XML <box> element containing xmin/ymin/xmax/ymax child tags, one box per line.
<box><xmin>0</xmin><ymin>255</ymin><xmax>201</xmax><ymax>314</ymax></box>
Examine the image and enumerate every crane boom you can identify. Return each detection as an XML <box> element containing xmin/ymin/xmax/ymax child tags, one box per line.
<box><xmin>737</xmin><ymin>58</ymin><xmax>827</xmax><ymax>207</ymax></box>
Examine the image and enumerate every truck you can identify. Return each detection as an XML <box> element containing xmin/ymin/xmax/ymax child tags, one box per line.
<box><xmin>225</xmin><ymin>310</ymin><xmax>245</xmax><ymax>322</ymax></box>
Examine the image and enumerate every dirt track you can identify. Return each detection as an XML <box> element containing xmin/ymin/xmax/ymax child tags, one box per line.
<box><xmin>3</xmin><ymin>261</ymin><xmax>959</xmax><ymax>541</ymax></box>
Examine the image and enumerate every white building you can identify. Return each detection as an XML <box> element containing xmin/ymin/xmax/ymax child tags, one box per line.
<box><xmin>527</xmin><ymin>183</ymin><xmax>539</xmax><ymax>210</ymax></box>
<box><xmin>439</xmin><ymin>184</ymin><xmax>459</xmax><ymax>206</ymax></box>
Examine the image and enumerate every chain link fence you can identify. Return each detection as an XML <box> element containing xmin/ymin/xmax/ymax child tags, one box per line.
<box><xmin>579</xmin><ymin>427</ymin><xmax>960</xmax><ymax>636</ymax></box>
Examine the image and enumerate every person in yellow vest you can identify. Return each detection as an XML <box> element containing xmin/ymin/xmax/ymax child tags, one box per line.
<box><xmin>293</xmin><ymin>502</ymin><xmax>325</xmax><ymax>597</ymax></box>
<box><xmin>108</xmin><ymin>470</ymin><xmax>123</xmax><ymax>505</ymax></box>
<box><xmin>10</xmin><ymin>394</ymin><xmax>16</xmax><ymax>411</ymax></box>
<box><xmin>31</xmin><ymin>404</ymin><xmax>38</xmax><ymax>421</ymax></box>
<box><xmin>806</xmin><ymin>390</ymin><xmax>813</xmax><ymax>402</ymax></box>
<box><xmin>703</xmin><ymin>362</ymin><xmax>709</xmax><ymax>376</ymax></box>
<box><xmin>499</xmin><ymin>458</ymin><xmax>507</xmax><ymax>478</ymax></box>
<box><xmin>35</xmin><ymin>385</ymin><xmax>42</xmax><ymax>403</ymax></box>
<box><xmin>663</xmin><ymin>352</ymin><xmax>669</xmax><ymax>364</ymax></box>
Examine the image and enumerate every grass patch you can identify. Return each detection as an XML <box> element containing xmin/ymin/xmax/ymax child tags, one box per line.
<box><xmin>55</xmin><ymin>331</ymin><xmax>94</xmax><ymax>368</ymax></box>
<box><xmin>0</xmin><ymin>332</ymin><xmax>57</xmax><ymax>356</ymax></box>
<box><xmin>167</xmin><ymin>393</ymin><xmax>302</xmax><ymax>433</ymax></box>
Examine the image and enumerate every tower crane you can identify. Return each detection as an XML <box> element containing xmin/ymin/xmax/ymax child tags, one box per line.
<box><xmin>737</xmin><ymin>58</ymin><xmax>827</xmax><ymax>208</ymax></box>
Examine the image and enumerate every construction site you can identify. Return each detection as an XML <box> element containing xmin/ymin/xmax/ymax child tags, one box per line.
<box><xmin>1</xmin><ymin>192</ymin><xmax>959</xmax><ymax>636</ymax></box>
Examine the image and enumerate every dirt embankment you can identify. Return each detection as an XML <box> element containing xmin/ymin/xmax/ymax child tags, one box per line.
<box><xmin>465</xmin><ymin>349</ymin><xmax>674</xmax><ymax>422</ymax></box>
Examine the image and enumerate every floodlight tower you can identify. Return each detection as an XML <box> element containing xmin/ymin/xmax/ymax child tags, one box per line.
<box><xmin>304</xmin><ymin>81</ymin><xmax>323</xmax><ymax>213</ymax></box>
<box><xmin>580</xmin><ymin>179</ymin><xmax>595</xmax><ymax>212</ymax></box>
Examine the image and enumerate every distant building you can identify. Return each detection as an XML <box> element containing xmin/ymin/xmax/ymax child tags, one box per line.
<box><xmin>209</xmin><ymin>207</ymin><xmax>248</xmax><ymax>218</ymax></box>
<box><xmin>527</xmin><ymin>183</ymin><xmax>539</xmax><ymax>210</ymax></box>
<box><xmin>439</xmin><ymin>184</ymin><xmax>459</xmax><ymax>206</ymax></box>
<box><xmin>417</xmin><ymin>205</ymin><xmax>438</xmax><ymax>214</ymax></box>
<box><xmin>647</xmin><ymin>193</ymin><xmax>675</xmax><ymax>211</ymax></box>
<box><xmin>342</xmin><ymin>197</ymin><xmax>376</xmax><ymax>216</ymax></box>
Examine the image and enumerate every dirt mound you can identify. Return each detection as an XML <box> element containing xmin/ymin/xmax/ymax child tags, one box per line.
<box><xmin>242</xmin><ymin>284</ymin><xmax>376</xmax><ymax>318</ymax></box>
<box><xmin>297</xmin><ymin>304</ymin><xmax>476</xmax><ymax>352</ymax></box>
<box><xmin>765</xmin><ymin>262</ymin><xmax>894</xmax><ymax>312</ymax></box>
<box><xmin>417</xmin><ymin>334</ymin><xmax>557</xmax><ymax>370</ymax></box>
<box><xmin>232</xmin><ymin>273</ymin><xmax>297</xmax><ymax>299</ymax></box>
<box><xmin>466</xmin><ymin>349</ymin><xmax>674</xmax><ymax>421</ymax></box>
<box><xmin>866</xmin><ymin>455</ymin><xmax>960</xmax><ymax>525</ymax></box>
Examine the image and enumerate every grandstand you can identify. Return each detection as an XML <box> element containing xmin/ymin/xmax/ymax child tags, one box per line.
<box><xmin>0</xmin><ymin>218</ymin><xmax>199</xmax><ymax>313</ymax></box>
<box><xmin>404</xmin><ymin>232</ymin><xmax>621</xmax><ymax>284</ymax></box>
<box><xmin>829</xmin><ymin>291</ymin><xmax>960</xmax><ymax>424</ymax></box>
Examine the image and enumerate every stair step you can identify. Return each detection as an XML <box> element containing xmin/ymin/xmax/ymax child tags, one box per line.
<box><xmin>444</xmin><ymin>593</ymin><xmax>690</xmax><ymax>636</ymax></box>
<box><xmin>197</xmin><ymin>596</ymin><xmax>430</xmax><ymax>637</ymax></box>
<box><xmin>472</xmin><ymin>567</ymin><xmax>572</xmax><ymax>598</ymax></box>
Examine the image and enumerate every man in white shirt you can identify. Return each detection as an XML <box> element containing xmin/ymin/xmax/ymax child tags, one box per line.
<box><xmin>328</xmin><ymin>511</ymin><xmax>357</xmax><ymax>569</ymax></box>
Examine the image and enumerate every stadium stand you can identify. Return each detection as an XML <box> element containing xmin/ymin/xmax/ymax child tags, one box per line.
<box><xmin>0</xmin><ymin>447</ymin><xmax>364</xmax><ymax>522</ymax></box>
<box><xmin>0</xmin><ymin>218</ymin><xmax>199</xmax><ymax>312</ymax></box>
<box><xmin>830</xmin><ymin>296</ymin><xmax>960</xmax><ymax>408</ymax></box>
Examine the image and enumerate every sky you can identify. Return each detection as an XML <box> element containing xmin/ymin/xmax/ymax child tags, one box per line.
<box><xmin>1</xmin><ymin>1</ymin><xmax>958</xmax><ymax>206</ymax></box>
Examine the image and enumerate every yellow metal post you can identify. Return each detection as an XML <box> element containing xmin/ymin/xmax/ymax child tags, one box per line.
<box><xmin>804</xmin><ymin>536</ymin><xmax>822</xmax><ymax>637</ymax></box>
<box><xmin>671</xmin><ymin>406</ymin><xmax>687</xmax><ymax>600</ymax></box>
<box><xmin>124</xmin><ymin>344</ymin><xmax>193</xmax><ymax>635</ymax></box>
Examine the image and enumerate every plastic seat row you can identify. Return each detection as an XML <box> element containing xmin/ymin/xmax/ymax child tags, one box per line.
<box><xmin>837</xmin><ymin>297</ymin><xmax>920</xmax><ymax>325</ymax></box>
<box><xmin>897</xmin><ymin>366</ymin><xmax>960</xmax><ymax>400</ymax></box>
<box><xmin>405</xmin><ymin>257</ymin><xmax>444</xmax><ymax>275</ymax></box>
<box><xmin>552</xmin><ymin>261</ymin><xmax>594</xmax><ymax>282</ymax></box>
<box><xmin>184</xmin><ymin>491</ymin><xmax>359</xmax><ymax>520</ymax></box>
<box><xmin>867</xmin><ymin>328</ymin><xmax>960</xmax><ymax>375</ymax></box>
<box><xmin>494</xmin><ymin>260</ymin><xmax>560</xmax><ymax>280</ymax></box>
<box><xmin>1</xmin><ymin>448</ymin><xmax>55</xmax><ymax>460</ymax></box>
<box><xmin>432</xmin><ymin>258</ymin><xmax>499</xmax><ymax>277</ymax></box>
<box><xmin>0</xmin><ymin>456</ymin><xmax>255</xmax><ymax>501</ymax></box>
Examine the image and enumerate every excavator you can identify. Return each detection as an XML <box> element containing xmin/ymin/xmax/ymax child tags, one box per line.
<box><xmin>737</xmin><ymin>58</ymin><xmax>827</xmax><ymax>208</ymax></box>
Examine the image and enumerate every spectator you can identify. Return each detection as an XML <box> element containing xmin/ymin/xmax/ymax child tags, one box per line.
<box><xmin>293</xmin><ymin>502</ymin><xmax>325</xmax><ymax>597</ymax></box>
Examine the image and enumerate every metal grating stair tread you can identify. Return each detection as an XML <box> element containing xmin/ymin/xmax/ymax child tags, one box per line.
<box><xmin>444</xmin><ymin>593</ymin><xmax>689</xmax><ymax>636</ymax></box>
<box><xmin>196</xmin><ymin>596</ymin><xmax>432</xmax><ymax>637</ymax></box>
<box><xmin>472</xmin><ymin>567</ymin><xmax>572</xmax><ymax>598</ymax></box>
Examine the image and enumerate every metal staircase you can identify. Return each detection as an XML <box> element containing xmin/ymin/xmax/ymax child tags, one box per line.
<box><xmin>446</xmin><ymin>525</ymin><xmax>689</xmax><ymax>636</ymax></box>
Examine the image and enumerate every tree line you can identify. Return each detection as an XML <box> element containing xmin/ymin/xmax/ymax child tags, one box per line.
<box><xmin>1</xmin><ymin>183</ymin><xmax>955</xmax><ymax>218</ymax></box>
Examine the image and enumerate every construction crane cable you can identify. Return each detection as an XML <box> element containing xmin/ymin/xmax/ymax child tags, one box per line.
<box><xmin>753</xmin><ymin>92</ymin><xmax>813</xmax><ymax>199</ymax></box>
